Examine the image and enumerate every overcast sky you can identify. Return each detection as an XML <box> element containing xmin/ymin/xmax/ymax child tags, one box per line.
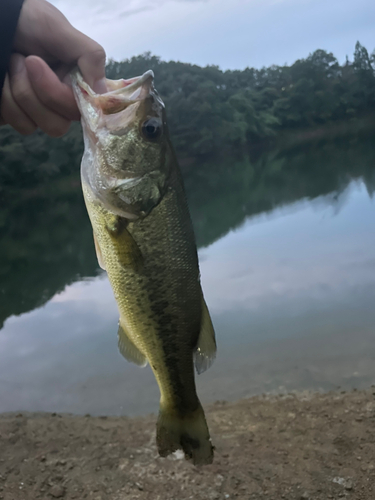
<box><xmin>51</xmin><ymin>0</ymin><xmax>374</xmax><ymax>70</ymax></box>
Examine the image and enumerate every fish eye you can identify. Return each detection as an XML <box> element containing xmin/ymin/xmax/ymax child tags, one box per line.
<box><xmin>141</xmin><ymin>118</ymin><xmax>162</xmax><ymax>141</ymax></box>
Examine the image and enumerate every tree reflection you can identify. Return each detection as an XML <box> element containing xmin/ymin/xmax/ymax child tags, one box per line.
<box><xmin>185</xmin><ymin>134</ymin><xmax>375</xmax><ymax>247</ymax></box>
<box><xmin>0</xmin><ymin>134</ymin><xmax>374</xmax><ymax>328</ymax></box>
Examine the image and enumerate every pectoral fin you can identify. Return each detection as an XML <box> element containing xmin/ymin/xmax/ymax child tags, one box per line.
<box><xmin>93</xmin><ymin>232</ymin><xmax>106</xmax><ymax>270</ymax></box>
<box><xmin>118</xmin><ymin>322</ymin><xmax>148</xmax><ymax>367</ymax></box>
<box><xmin>106</xmin><ymin>216</ymin><xmax>143</xmax><ymax>272</ymax></box>
<box><xmin>194</xmin><ymin>295</ymin><xmax>217</xmax><ymax>374</ymax></box>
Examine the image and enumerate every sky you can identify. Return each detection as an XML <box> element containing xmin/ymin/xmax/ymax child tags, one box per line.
<box><xmin>51</xmin><ymin>0</ymin><xmax>375</xmax><ymax>70</ymax></box>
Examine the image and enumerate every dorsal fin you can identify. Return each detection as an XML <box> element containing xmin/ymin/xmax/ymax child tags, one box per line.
<box><xmin>117</xmin><ymin>322</ymin><xmax>147</xmax><ymax>367</ymax></box>
<box><xmin>194</xmin><ymin>294</ymin><xmax>217</xmax><ymax>374</ymax></box>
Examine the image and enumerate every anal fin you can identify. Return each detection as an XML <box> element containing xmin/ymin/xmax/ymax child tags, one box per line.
<box><xmin>118</xmin><ymin>321</ymin><xmax>147</xmax><ymax>367</ymax></box>
<box><xmin>194</xmin><ymin>294</ymin><xmax>217</xmax><ymax>375</ymax></box>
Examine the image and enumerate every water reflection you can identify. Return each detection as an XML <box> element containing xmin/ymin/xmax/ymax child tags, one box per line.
<box><xmin>0</xmin><ymin>136</ymin><xmax>375</xmax><ymax>414</ymax></box>
<box><xmin>0</xmin><ymin>177</ymin><xmax>99</xmax><ymax>329</ymax></box>
<box><xmin>186</xmin><ymin>135</ymin><xmax>375</xmax><ymax>247</ymax></box>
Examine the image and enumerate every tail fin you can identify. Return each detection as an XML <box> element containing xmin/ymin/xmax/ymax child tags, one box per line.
<box><xmin>156</xmin><ymin>403</ymin><xmax>213</xmax><ymax>466</ymax></box>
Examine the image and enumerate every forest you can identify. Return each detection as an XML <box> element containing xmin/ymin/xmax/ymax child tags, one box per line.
<box><xmin>106</xmin><ymin>41</ymin><xmax>375</xmax><ymax>155</ymax></box>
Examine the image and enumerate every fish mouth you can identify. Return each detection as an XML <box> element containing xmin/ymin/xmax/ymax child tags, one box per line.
<box><xmin>71</xmin><ymin>69</ymin><xmax>156</xmax><ymax>117</ymax></box>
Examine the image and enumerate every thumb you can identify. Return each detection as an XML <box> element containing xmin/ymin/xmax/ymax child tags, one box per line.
<box><xmin>76</xmin><ymin>46</ymin><xmax>107</xmax><ymax>94</ymax></box>
<box><xmin>42</xmin><ymin>20</ymin><xmax>107</xmax><ymax>93</ymax></box>
<box><xmin>15</xmin><ymin>0</ymin><xmax>108</xmax><ymax>93</ymax></box>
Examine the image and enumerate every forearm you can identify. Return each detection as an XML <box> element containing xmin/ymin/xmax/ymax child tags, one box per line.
<box><xmin>0</xmin><ymin>0</ymin><xmax>24</xmax><ymax>94</ymax></box>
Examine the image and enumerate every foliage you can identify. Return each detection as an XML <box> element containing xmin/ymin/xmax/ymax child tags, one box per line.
<box><xmin>106</xmin><ymin>43</ymin><xmax>374</xmax><ymax>155</ymax></box>
<box><xmin>1</xmin><ymin>42</ymin><xmax>374</xmax><ymax>169</ymax></box>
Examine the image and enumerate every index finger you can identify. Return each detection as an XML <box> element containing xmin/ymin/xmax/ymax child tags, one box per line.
<box><xmin>25</xmin><ymin>56</ymin><xmax>80</xmax><ymax>121</ymax></box>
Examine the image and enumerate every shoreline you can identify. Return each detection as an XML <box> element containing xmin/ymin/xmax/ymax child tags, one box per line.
<box><xmin>1</xmin><ymin>388</ymin><xmax>375</xmax><ymax>499</ymax></box>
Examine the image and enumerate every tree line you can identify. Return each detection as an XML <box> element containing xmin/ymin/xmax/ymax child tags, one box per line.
<box><xmin>0</xmin><ymin>41</ymin><xmax>374</xmax><ymax>187</ymax></box>
<box><xmin>107</xmin><ymin>41</ymin><xmax>375</xmax><ymax>155</ymax></box>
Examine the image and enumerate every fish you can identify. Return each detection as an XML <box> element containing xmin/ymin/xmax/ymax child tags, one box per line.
<box><xmin>71</xmin><ymin>68</ymin><xmax>217</xmax><ymax>465</ymax></box>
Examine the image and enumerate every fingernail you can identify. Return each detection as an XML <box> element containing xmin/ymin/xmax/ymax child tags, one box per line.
<box><xmin>93</xmin><ymin>77</ymin><xmax>107</xmax><ymax>94</ymax></box>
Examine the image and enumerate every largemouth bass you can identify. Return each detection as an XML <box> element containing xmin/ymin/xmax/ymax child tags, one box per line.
<box><xmin>71</xmin><ymin>69</ymin><xmax>216</xmax><ymax>465</ymax></box>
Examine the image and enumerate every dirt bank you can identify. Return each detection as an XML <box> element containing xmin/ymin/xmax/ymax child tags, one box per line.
<box><xmin>1</xmin><ymin>388</ymin><xmax>375</xmax><ymax>500</ymax></box>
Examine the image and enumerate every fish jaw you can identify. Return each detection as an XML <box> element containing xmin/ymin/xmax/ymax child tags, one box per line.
<box><xmin>71</xmin><ymin>69</ymin><xmax>169</xmax><ymax>220</ymax></box>
<box><xmin>71</xmin><ymin>69</ymin><xmax>157</xmax><ymax>132</ymax></box>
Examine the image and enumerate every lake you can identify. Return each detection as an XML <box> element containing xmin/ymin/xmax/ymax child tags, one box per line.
<box><xmin>0</xmin><ymin>134</ymin><xmax>374</xmax><ymax>416</ymax></box>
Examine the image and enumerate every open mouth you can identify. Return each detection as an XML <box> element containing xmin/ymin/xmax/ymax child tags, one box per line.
<box><xmin>71</xmin><ymin>70</ymin><xmax>155</xmax><ymax>115</ymax></box>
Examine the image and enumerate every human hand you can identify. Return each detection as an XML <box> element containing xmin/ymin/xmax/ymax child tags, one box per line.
<box><xmin>0</xmin><ymin>0</ymin><xmax>106</xmax><ymax>137</ymax></box>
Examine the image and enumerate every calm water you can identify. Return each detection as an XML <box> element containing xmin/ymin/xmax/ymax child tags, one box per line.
<box><xmin>1</xmin><ymin>135</ymin><xmax>375</xmax><ymax>415</ymax></box>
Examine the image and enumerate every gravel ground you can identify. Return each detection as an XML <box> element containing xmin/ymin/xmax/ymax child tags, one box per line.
<box><xmin>1</xmin><ymin>388</ymin><xmax>375</xmax><ymax>500</ymax></box>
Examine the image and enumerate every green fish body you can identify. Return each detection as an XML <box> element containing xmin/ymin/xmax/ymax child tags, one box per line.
<box><xmin>72</xmin><ymin>70</ymin><xmax>216</xmax><ymax>465</ymax></box>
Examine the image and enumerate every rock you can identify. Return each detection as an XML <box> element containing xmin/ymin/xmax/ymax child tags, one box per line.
<box><xmin>344</xmin><ymin>480</ymin><xmax>354</xmax><ymax>491</ymax></box>
<box><xmin>50</xmin><ymin>485</ymin><xmax>66</xmax><ymax>498</ymax></box>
